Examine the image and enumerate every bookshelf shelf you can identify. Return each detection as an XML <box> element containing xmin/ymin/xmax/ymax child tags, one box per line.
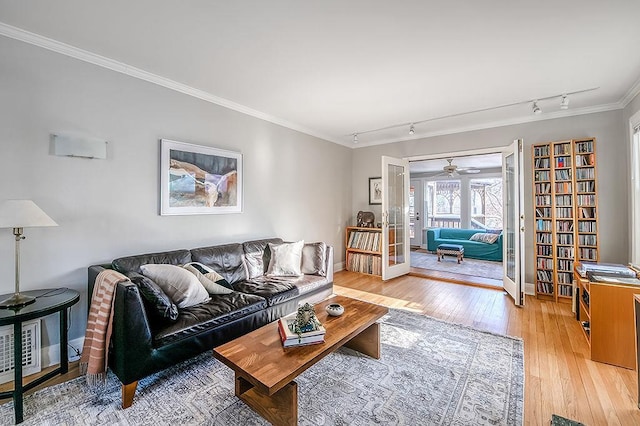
<box><xmin>345</xmin><ymin>226</ymin><xmax>382</xmax><ymax>276</ymax></box>
<box><xmin>531</xmin><ymin>138</ymin><xmax>599</xmax><ymax>302</ymax></box>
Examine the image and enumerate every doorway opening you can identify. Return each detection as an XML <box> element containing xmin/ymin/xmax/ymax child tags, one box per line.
<box><xmin>409</xmin><ymin>151</ymin><xmax>504</xmax><ymax>288</ymax></box>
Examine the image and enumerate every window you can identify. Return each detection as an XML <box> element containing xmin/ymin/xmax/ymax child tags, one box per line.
<box><xmin>470</xmin><ymin>178</ymin><xmax>503</xmax><ymax>230</ymax></box>
<box><xmin>426</xmin><ymin>180</ymin><xmax>461</xmax><ymax>228</ymax></box>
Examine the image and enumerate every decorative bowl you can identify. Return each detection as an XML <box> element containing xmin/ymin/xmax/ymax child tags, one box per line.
<box><xmin>325</xmin><ymin>303</ymin><xmax>344</xmax><ymax>316</ymax></box>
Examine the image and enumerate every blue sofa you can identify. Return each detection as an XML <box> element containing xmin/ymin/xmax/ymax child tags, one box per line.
<box><xmin>426</xmin><ymin>228</ymin><xmax>503</xmax><ymax>262</ymax></box>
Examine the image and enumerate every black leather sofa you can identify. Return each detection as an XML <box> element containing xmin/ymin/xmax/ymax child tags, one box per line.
<box><xmin>87</xmin><ymin>238</ymin><xmax>333</xmax><ymax>408</ymax></box>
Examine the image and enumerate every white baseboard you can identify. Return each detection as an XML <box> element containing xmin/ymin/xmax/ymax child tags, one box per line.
<box><xmin>334</xmin><ymin>262</ymin><xmax>345</xmax><ymax>272</ymax></box>
<box><xmin>42</xmin><ymin>337</ymin><xmax>84</xmax><ymax>367</ymax></box>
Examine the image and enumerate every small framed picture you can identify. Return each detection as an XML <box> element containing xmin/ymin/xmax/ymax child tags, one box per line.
<box><xmin>369</xmin><ymin>177</ymin><xmax>382</xmax><ymax>205</ymax></box>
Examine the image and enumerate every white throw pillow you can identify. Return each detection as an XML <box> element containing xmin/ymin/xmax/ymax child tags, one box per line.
<box><xmin>183</xmin><ymin>264</ymin><xmax>233</xmax><ymax>295</ymax></box>
<box><xmin>266</xmin><ymin>241</ymin><xmax>304</xmax><ymax>277</ymax></box>
<box><xmin>140</xmin><ymin>264</ymin><xmax>210</xmax><ymax>308</ymax></box>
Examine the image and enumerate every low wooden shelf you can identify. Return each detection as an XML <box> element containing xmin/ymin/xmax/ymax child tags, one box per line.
<box><xmin>574</xmin><ymin>264</ymin><xmax>638</xmax><ymax>370</ymax></box>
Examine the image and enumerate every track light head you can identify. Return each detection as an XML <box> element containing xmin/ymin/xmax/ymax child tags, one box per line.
<box><xmin>353</xmin><ymin>133</ymin><xmax>358</xmax><ymax>143</ymax></box>
<box><xmin>409</xmin><ymin>124</ymin><xmax>415</xmax><ymax>135</ymax></box>
<box><xmin>532</xmin><ymin>101</ymin><xmax>542</xmax><ymax>115</ymax></box>
<box><xmin>560</xmin><ymin>95</ymin><xmax>570</xmax><ymax>110</ymax></box>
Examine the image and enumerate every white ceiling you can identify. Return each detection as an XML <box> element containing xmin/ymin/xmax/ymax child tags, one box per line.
<box><xmin>1</xmin><ymin>1</ymin><xmax>640</xmax><ymax>148</ymax></box>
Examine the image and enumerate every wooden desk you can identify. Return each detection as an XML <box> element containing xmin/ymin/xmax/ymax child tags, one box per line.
<box><xmin>634</xmin><ymin>294</ymin><xmax>640</xmax><ymax>408</ymax></box>
<box><xmin>574</xmin><ymin>267</ymin><xmax>638</xmax><ymax>370</ymax></box>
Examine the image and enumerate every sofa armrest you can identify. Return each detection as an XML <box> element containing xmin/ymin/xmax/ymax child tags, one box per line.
<box><xmin>325</xmin><ymin>245</ymin><xmax>334</xmax><ymax>283</ymax></box>
<box><xmin>426</xmin><ymin>228</ymin><xmax>440</xmax><ymax>251</ymax></box>
<box><xmin>88</xmin><ymin>264</ymin><xmax>154</xmax><ymax>385</ymax></box>
<box><xmin>110</xmin><ymin>281</ymin><xmax>154</xmax><ymax>384</ymax></box>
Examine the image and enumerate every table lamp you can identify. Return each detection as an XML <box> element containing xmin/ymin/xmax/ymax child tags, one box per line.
<box><xmin>0</xmin><ymin>200</ymin><xmax>58</xmax><ymax>308</ymax></box>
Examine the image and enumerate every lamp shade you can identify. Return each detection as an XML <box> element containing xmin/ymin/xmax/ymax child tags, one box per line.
<box><xmin>0</xmin><ymin>200</ymin><xmax>58</xmax><ymax>228</ymax></box>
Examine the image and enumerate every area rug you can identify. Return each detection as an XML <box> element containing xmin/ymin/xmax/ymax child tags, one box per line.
<box><xmin>411</xmin><ymin>249</ymin><xmax>503</xmax><ymax>281</ymax></box>
<box><xmin>0</xmin><ymin>309</ymin><xmax>524</xmax><ymax>425</ymax></box>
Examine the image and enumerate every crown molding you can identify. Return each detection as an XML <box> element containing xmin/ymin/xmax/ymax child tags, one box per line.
<box><xmin>352</xmin><ymin>102</ymin><xmax>623</xmax><ymax>149</ymax></box>
<box><xmin>0</xmin><ymin>22</ymin><xmax>345</xmax><ymax>146</ymax></box>
<box><xmin>620</xmin><ymin>75</ymin><xmax>640</xmax><ymax>108</ymax></box>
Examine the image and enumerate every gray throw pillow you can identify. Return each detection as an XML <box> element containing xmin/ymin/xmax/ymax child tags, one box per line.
<box><xmin>266</xmin><ymin>241</ymin><xmax>304</xmax><ymax>277</ymax></box>
<box><xmin>301</xmin><ymin>242</ymin><xmax>327</xmax><ymax>276</ymax></box>
<box><xmin>469</xmin><ymin>232</ymin><xmax>500</xmax><ymax>244</ymax></box>
<box><xmin>140</xmin><ymin>264</ymin><xmax>210</xmax><ymax>308</ymax></box>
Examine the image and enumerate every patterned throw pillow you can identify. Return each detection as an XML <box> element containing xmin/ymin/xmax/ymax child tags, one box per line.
<box><xmin>469</xmin><ymin>232</ymin><xmax>500</xmax><ymax>244</ymax></box>
<box><xmin>183</xmin><ymin>264</ymin><xmax>233</xmax><ymax>295</ymax></box>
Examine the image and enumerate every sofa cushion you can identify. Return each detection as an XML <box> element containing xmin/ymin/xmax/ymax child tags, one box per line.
<box><xmin>190</xmin><ymin>243</ymin><xmax>247</xmax><ymax>284</ymax></box>
<box><xmin>243</xmin><ymin>238</ymin><xmax>284</xmax><ymax>278</ymax></box>
<box><xmin>469</xmin><ymin>232</ymin><xmax>500</xmax><ymax>244</ymax></box>
<box><xmin>266</xmin><ymin>241</ymin><xmax>304</xmax><ymax>277</ymax></box>
<box><xmin>113</xmin><ymin>249</ymin><xmax>192</xmax><ymax>274</ymax></box>
<box><xmin>233</xmin><ymin>277</ymin><xmax>299</xmax><ymax>306</ymax></box>
<box><xmin>153</xmin><ymin>292</ymin><xmax>267</xmax><ymax>347</ymax></box>
<box><xmin>140</xmin><ymin>264</ymin><xmax>210</xmax><ymax>308</ymax></box>
<box><xmin>125</xmin><ymin>271</ymin><xmax>179</xmax><ymax>323</ymax></box>
<box><xmin>183</xmin><ymin>264</ymin><xmax>233</xmax><ymax>295</ymax></box>
<box><xmin>301</xmin><ymin>242</ymin><xmax>327</xmax><ymax>276</ymax></box>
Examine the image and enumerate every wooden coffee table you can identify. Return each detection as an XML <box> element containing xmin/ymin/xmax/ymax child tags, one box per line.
<box><xmin>213</xmin><ymin>295</ymin><xmax>388</xmax><ymax>426</ymax></box>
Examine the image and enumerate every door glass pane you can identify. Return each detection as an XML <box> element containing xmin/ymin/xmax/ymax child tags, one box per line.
<box><xmin>409</xmin><ymin>184</ymin><xmax>415</xmax><ymax>239</ymax></box>
<box><xmin>505</xmin><ymin>153</ymin><xmax>516</xmax><ymax>281</ymax></box>
<box><xmin>387</xmin><ymin>163</ymin><xmax>405</xmax><ymax>267</ymax></box>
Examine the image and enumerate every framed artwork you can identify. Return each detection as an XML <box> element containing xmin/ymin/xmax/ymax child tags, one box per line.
<box><xmin>160</xmin><ymin>139</ymin><xmax>242</xmax><ymax>215</ymax></box>
<box><xmin>369</xmin><ymin>177</ymin><xmax>382</xmax><ymax>205</ymax></box>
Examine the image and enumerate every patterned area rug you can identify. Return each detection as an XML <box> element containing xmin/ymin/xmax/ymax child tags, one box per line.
<box><xmin>0</xmin><ymin>309</ymin><xmax>524</xmax><ymax>425</ymax></box>
<box><xmin>411</xmin><ymin>249</ymin><xmax>504</xmax><ymax>281</ymax></box>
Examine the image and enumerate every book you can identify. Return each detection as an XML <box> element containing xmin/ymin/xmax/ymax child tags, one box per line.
<box><xmin>278</xmin><ymin>314</ymin><xmax>326</xmax><ymax>347</ymax></box>
<box><xmin>277</xmin><ymin>323</ymin><xmax>325</xmax><ymax>347</ymax></box>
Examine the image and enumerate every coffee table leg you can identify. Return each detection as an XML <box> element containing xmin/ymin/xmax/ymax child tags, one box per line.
<box><xmin>344</xmin><ymin>322</ymin><xmax>381</xmax><ymax>359</ymax></box>
<box><xmin>235</xmin><ymin>375</ymin><xmax>297</xmax><ymax>426</ymax></box>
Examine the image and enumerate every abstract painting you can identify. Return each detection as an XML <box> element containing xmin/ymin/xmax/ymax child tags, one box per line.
<box><xmin>160</xmin><ymin>139</ymin><xmax>242</xmax><ymax>215</ymax></box>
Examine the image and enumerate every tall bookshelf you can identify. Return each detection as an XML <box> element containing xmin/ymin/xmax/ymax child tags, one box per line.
<box><xmin>532</xmin><ymin>138</ymin><xmax>599</xmax><ymax>302</ymax></box>
<box><xmin>345</xmin><ymin>226</ymin><xmax>382</xmax><ymax>276</ymax></box>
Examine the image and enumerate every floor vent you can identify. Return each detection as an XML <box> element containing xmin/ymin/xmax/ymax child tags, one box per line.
<box><xmin>0</xmin><ymin>320</ymin><xmax>41</xmax><ymax>384</ymax></box>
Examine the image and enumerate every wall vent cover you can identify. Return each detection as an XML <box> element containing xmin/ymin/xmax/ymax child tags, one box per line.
<box><xmin>0</xmin><ymin>320</ymin><xmax>41</xmax><ymax>384</ymax></box>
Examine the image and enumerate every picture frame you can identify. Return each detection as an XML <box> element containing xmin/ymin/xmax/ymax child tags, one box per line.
<box><xmin>369</xmin><ymin>177</ymin><xmax>382</xmax><ymax>205</ymax></box>
<box><xmin>160</xmin><ymin>139</ymin><xmax>242</xmax><ymax>215</ymax></box>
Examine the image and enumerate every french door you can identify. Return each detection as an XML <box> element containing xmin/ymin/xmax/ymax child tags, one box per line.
<box><xmin>381</xmin><ymin>156</ymin><xmax>411</xmax><ymax>280</ymax></box>
<box><xmin>502</xmin><ymin>139</ymin><xmax>525</xmax><ymax>305</ymax></box>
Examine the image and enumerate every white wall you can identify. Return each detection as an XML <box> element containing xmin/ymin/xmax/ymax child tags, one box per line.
<box><xmin>351</xmin><ymin>110</ymin><xmax>629</xmax><ymax>285</ymax></box>
<box><xmin>0</xmin><ymin>37</ymin><xmax>353</xmax><ymax>352</ymax></box>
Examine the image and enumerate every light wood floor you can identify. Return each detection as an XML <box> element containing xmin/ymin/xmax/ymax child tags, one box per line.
<box><xmin>333</xmin><ymin>270</ymin><xmax>640</xmax><ymax>426</ymax></box>
<box><xmin>3</xmin><ymin>271</ymin><xmax>639</xmax><ymax>425</ymax></box>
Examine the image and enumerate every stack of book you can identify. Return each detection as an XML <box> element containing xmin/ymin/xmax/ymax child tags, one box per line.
<box><xmin>278</xmin><ymin>315</ymin><xmax>326</xmax><ymax>348</ymax></box>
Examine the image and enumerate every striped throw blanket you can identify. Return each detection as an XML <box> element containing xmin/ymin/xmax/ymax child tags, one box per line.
<box><xmin>80</xmin><ymin>269</ymin><xmax>130</xmax><ymax>387</ymax></box>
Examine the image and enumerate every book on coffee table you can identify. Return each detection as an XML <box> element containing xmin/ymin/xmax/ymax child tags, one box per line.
<box><xmin>278</xmin><ymin>314</ymin><xmax>326</xmax><ymax>347</ymax></box>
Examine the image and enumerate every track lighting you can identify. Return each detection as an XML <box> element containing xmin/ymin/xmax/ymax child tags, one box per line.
<box><xmin>347</xmin><ymin>87</ymin><xmax>596</xmax><ymax>142</ymax></box>
<box><xmin>532</xmin><ymin>101</ymin><xmax>542</xmax><ymax>115</ymax></box>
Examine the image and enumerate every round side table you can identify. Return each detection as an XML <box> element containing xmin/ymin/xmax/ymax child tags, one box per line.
<box><xmin>0</xmin><ymin>288</ymin><xmax>80</xmax><ymax>424</ymax></box>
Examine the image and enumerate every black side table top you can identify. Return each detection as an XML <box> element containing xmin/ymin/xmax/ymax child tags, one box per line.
<box><xmin>0</xmin><ymin>289</ymin><xmax>80</xmax><ymax>325</ymax></box>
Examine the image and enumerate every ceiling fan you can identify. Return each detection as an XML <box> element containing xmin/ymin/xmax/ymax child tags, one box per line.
<box><xmin>437</xmin><ymin>158</ymin><xmax>480</xmax><ymax>177</ymax></box>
